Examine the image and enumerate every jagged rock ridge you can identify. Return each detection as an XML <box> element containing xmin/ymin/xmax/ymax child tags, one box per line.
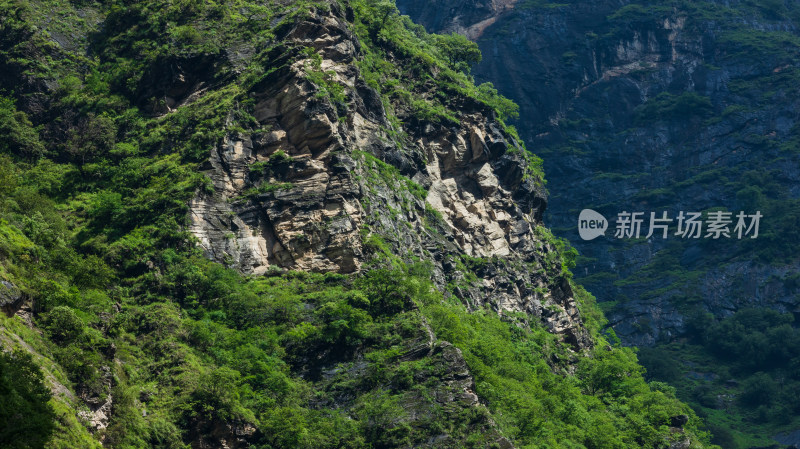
<box><xmin>189</xmin><ymin>3</ymin><xmax>590</xmax><ymax>349</ymax></box>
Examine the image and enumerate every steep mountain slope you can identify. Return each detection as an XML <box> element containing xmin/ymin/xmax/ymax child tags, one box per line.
<box><xmin>397</xmin><ymin>0</ymin><xmax>800</xmax><ymax>447</ymax></box>
<box><xmin>0</xmin><ymin>0</ymin><xmax>712</xmax><ymax>448</ymax></box>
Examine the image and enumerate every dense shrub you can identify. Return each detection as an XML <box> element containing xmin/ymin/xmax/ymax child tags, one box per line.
<box><xmin>0</xmin><ymin>351</ymin><xmax>54</xmax><ymax>449</ymax></box>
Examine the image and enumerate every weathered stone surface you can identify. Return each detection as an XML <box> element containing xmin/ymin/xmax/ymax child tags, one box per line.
<box><xmin>186</xmin><ymin>419</ymin><xmax>257</xmax><ymax>449</ymax></box>
<box><xmin>396</xmin><ymin>0</ymin><xmax>518</xmax><ymax>39</ymax></box>
<box><xmin>188</xmin><ymin>3</ymin><xmax>588</xmax><ymax>353</ymax></box>
<box><xmin>0</xmin><ymin>280</ymin><xmax>23</xmax><ymax>316</ymax></box>
<box><xmin>187</xmin><ymin>4</ymin><xmax>595</xmax><ymax>447</ymax></box>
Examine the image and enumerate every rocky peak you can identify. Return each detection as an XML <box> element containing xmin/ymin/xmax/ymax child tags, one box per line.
<box><xmin>188</xmin><ymin>2</ymin><xmax>589</xmax><ymax>348</ymax></box>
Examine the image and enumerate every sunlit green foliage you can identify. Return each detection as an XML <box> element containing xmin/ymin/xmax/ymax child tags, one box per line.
<box><xmin>0</xmin><ymin>351</ymin><xmax>54</xmax><ymax>449</ymax></box>
<box><xmin>351</xmin><ymin>0</ymin><xmax>525</xmax><ymax>126</ymax></box>
<box><xmin>422</xmin><ymin>291</ymin><xmax>707</xmax><ymax>448</ymax></box>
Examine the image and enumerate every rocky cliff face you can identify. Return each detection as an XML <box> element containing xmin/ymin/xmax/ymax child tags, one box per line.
<box><xmin>0</xmin><ymin>1</ymin><xmax>714</xmax><ymax>447</ymax></box>
<box><xmin>188</xmin><ymin>4</ymin><xmax>589</xmax><ymax>349</ymax></box>
<box><xmin>395</xmin><ymin>0</ymin><xmax>519</xmax><ymax>39</ymax></box>
<box><xmin>399</xmin><ymin>0</ymin><xmax>800</xmax><ymax>346</ymax></box>
<box><xmin>181</xmin><ymin>5</ymin><xmax>597</xmax><ymax>446</ymax></box>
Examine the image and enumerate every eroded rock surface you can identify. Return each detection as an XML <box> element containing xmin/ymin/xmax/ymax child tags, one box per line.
<box><xmin>0</xmin><ymin>280</ymin><xmax>23</xmax><ymax>316</ymax></box>
<box><xmin>182</xmin><ymin>3</ymin><xmax>602</xmax><ymax>446</ymax></box>
<box><xmin>189</xmin><ymin>4</ymin><xmax>589</xmax><ymax>349</ymax></box>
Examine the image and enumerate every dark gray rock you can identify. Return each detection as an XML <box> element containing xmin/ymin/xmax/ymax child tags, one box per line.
<box><xmin>0</xmin><ymin>280</ymin><xmax>23</xmax><ymax>316</ymax></box>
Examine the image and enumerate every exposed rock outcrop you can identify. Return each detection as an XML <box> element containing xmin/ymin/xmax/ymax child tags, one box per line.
<box><xmin>189</xmin><ymin>3</ymin><xmax>589</xmax><ymax>349</ymax></box>
<box><xmin>396</xmin><ymin>0</ymin><xmax>518</xmax><ymax>39</ymax></box>
<box><xmin>183</xmin><ymin>4</ymin><xmax>594</xmax><ymax>446</ymax></box>
<box><xmin>0</xmin><ymin>280</ymin><xmax>24</xmax><ymax>316</ymax></box>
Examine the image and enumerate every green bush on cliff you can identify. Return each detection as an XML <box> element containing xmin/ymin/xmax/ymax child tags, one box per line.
<box><xmin>421</xmin><ymin>286</ymin><xmax>707</xmax><ymax>448</ymax></box>
<box><xmin>635</xmin><ymin>92</ymin><xmax>714</xmax><ymax>123</ymax></box>
<box><xmin>351</xmin><ymin>0</ymin><xmax>525</xmax><ymax>128</ymax></box>
<box><xmin>0</xmin><ymin>136</ymin><xmax>714</xmax><ymax>447</ymax></box>
<box><xmin>0</xmin><ymin>351</ymin><xmax>55</xmax><ymax>449</ymax></box>
<box><xmin>433</xmin><ymin>32</ymin><xmax>482</xmax><ymax>73</ymax></box>
<box><xmin>638</xmin><ymin>308</ymin><xmax>800</xmax><ymax>447</ymax></box>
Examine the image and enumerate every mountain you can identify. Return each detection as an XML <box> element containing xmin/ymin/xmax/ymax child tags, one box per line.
<box><xmin>396</xmin><ymin>0</ymin><xmax>800</xmax><ymax>447</ymax></box>
<box><xmin>0</xmin><ymin>0</ymin><xmax>712</xmax><ymax>448</ymax></box>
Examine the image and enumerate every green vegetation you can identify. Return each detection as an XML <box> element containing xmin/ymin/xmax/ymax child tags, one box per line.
<box><xmin>0</xmin><ymin>351</ymin><xmax>55</xmax><ymax>449</ymax></box>
<box><xmin>494</xmin><ymin>0</ymin><xmax>800</xmax><ymax>444</ymax></box>
<box><xmin>250</xmin><ymin>150</ymin><xmax>295</xmax><ymax>172</ymax></box>
<box><xmin>639</xmin><ymin>308</ymin><xmax>800</xmax><ymax>448</ymax></box>
<box><xmin>516</xmin><ymin>0</ymin><xmax>568</xmax><ymax>11</ymax></box>
<box><xmin>0</xmin><ymin>0</ymin><xmax>716</xmax><ymax>447</ymax></box>
<box><xmin>240</xmin><ymin>182</ymin><xmax>294</xmax><ymax>199</ymax></box>
<box><xmin>352</xmin><ymin>0</ymin><xmax>522</xmax><ymax>127</ymax></box>
<box><xmin>302</xmin><ymin>47</ymin><xmax>348</xmax><ymax>115</ymax></box>
<box><xmin>422</xmin><ymin>286</ymin><xmax>709</xmax><ymax>448</ymax></box>
<box><xmin>607</xmin><ymin>4</ymin><xmax>673</xmax><ymax>24</ymax></box>
<box><xmin>635</xmin><ymin>92</ymin><xmax>714</xmax><ymax>123</ymax></box>
<box><xmin>431</xmin><ymin>32</ymin><xmax>482</xmax><ymax>74</ymax></box>
<box><xmin>0</xmin><ymin>97</ymin><xmax>45</xmax><ymax>158</ymax></box>
<box><xmin>354</xmin><ymin>150</ymin><xmax>427</xmax><ymax>202</ymax></box>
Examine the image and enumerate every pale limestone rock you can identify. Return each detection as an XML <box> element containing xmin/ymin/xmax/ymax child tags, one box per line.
<box><xmin>188</xmin><ymin>0</ymin><xmax>588</xmax><ymax>364</ymax></box>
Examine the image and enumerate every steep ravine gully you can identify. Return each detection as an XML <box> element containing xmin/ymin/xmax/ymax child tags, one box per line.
<box><xmin>396</xmin><ymin>0</ymin><xmax>800</xmax><ymax>447</ymax></box>
<box><xmin>0</xmin><ymin>0</ymin><xmax>724</xmax><ymax>448</ymax></box>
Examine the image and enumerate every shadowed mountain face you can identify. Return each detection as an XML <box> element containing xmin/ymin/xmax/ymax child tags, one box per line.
<box><xmin>400</xmin><ymin>0</ymin><xmax>800</xmax><ymax>344</ymax></box>
<box><xmin>399</xmin><ymin>0</ymin><xmax>800</xmax><ymax>446</ymax></box>
<box><xmin>395</xmin><ymin>0</ymin><xmax>520</xmax><ymax>39</ymax></box>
